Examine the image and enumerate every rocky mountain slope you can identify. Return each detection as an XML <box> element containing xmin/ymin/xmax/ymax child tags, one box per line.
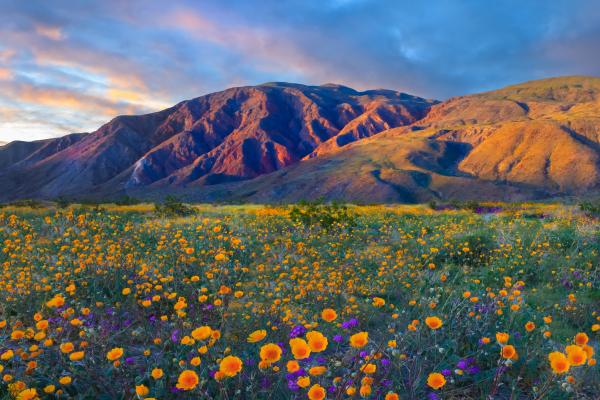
<box><xmin>0</xmin><ymin>83</ymin><xmax>433</xmax><ymax>200</ymax></box>
<box><xmin>1</xmin><ymin>77</ymin><xmax>599</xmax><ymax>203</ymax></box>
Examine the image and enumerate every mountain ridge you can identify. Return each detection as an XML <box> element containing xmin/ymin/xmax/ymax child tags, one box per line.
<box><xmin>1</xmin><ymin>76</ymin><xmax>599</xmax><ymax>203</ymax></box>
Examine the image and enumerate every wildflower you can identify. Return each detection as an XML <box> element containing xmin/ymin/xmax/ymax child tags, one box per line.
<box><xmin>321</xmin><ymin>308</ymin><xmax>337</xmax><ymax>322</ymax></box>
<box><xmin>176</xmin><ymin>370</ymin><xmax>199</xmax><ymax>390</ymax></box>
<box><xmin>373</xmin><ymin>297</ymin><xmax>385</xmax><ymax>307</ymax></box>
<box><xmin>307</xmin><ymin>384</ymin><xmax>326</xmax><ymax>400</ymax></box>
<box><xmin>59</xmin><ymin>376</ymin><xmax>72</xmax><ymax>385</ymax></box>
<box><xmin>290</xmin><ymin>338</ymin><xmax>311</xmax><ymax>359</ymax></box>
<box><xmin>359</xmin><ymin>385</ymin><xmax>372</xmax><ymax>397</ymax></box>
<box><xmin>219</xmin><ymin>355</ymin><xmax>243</xmax><ymax>377</ymax></box>
<box><xmin>495</xmin><ymin>332</ymin><xmax>509</xmax><ymax>344</ymax></box>
<box><xmin>297</xmin><ymin>376</ymin><xmax>310</xmax><ymax>388</ymax></box>
<box><xmin>260</xmin><ymin>343</ymin><xmax>282</xmax><ymax>363</ymax></box>
<box><xmin>425</xmin><ymin>316</ymin><xmax>443</xmax><ymax>330</ymax></box>
<box><xmin>501</xmin><ymin>345</ymin><xmax>517</xmax><ymax>359</ymax></box>
<box><xmin>135</xmin><ymin>385</ymin><xmax>149</xmax><ymax>396</ymax></box>
<box><xmin>306</xmin><ymin>331</ymin><xmax>328</xmax><ymax>352</ymax></box>
<box><xmin>43</xmin><ymin>385</ymin><xmax>55</xmax><ymax>393</ymax></box>
<box><xmin>427</xmin><ymin>372</ymin><xmax>446</xmax><ymax>390</ymax></box>
<box><xmin>16</xmin><ymin>388</ymin><xmax>37</xmax><ymax>400</ymax></box>
<box><xmin>60</xmin><ymin>342</ymin><xmax>74</xmax><ymax>353</ymax></box>
<box><xmin>191</xmin><ymin>326</ymin><xmax>212</xmax><ymax>341</ymax></box>
<box><xmin>151</xmin><ymin>368</ymin><xmax>163</xmax><ymax>379</ymax></box>
<box><xmin>247</xmin><ymin>329</ymin><xmax>267</xmax><ymax>343</ymax></box>
<box><xmin>525</xmin><ymin>322</ymin><xmax>535</xmax><ymax>332</ymax></box>
<box><xmin>565</xmin><ymin>345</ymin><xmax>587</xmax><ymax>366</ymax></box>
<box><xmin>1</xmin><ymin>350</ymin><xmax>14</xmax><ymax>360</ymax></box>
<box><xmin>574</xmin><ymin>333</ymin><xmax>588</xmax><ymax>346</ymax></box>
<box><xmin>385</xmin><ymin>393</ymin><xmax>400</xmax><ymax>400</ymax></box>
<box><xmin>287</xmin><ymin>360</ymin><xmax>300</xmax><ymax>372</ymax></box>
<box><xmin>309</xmin><ymin>366</ymin><xmax>327</xmax><ymax>376</ymax></box>
<box><xmin>549</xmin><ymin>352</ymin><xmax>570</xmax><ymax>374</ymax></box>
<box><xmin>349</xmin><ymin>332</ymin><xmax>368</xmax><ymax>348</ymax></box>
<box><xmin>361</xmin><ymin>363</ymin><xmax>376</xmax><ymax>374</ymax></box>
<box><xmin>69</xmin><ymin>351</ymin><xmax>85</xmax><ymax>361</ymax></box>
<box><xmin>106</xmin><ymin>347</ymin><xmax>124</xmax><ymax>361</ymax></box>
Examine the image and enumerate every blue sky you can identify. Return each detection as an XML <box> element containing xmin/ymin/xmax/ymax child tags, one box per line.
<box><xmin>1</xmin><ymin>0</ymin><xmax>600</xmax><ymax>142</ymax></box>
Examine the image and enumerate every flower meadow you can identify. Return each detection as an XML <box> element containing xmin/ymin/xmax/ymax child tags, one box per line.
<box><xmin>0</xmin><ymin>203</ymin><xmax>598</xmax><ymax>399</ymax></box>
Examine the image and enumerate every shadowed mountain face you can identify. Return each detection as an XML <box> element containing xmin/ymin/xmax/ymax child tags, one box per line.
<box><xmin>0</xmin><ymin>83</ymin><xmax>434</xmax><ymax>200</ymax></box>
<box><xmin>1</xmin><ymin>77</ymin><xmax>600</xmax><ymax>203</ymax></box>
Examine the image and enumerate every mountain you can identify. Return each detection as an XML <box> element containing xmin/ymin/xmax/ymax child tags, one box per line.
<box><xmin>1</xmin><ymin>77</ymin><xmax>599</xmax><ymax>203</ymax></box>
<box><xmin>0</xmin><ymin>83</ymin><xmax>434</xmax><ymax>201</ymax></box>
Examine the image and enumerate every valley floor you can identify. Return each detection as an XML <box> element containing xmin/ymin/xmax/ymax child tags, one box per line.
<box><xmin>0</xmin><ymin>203</ymin><xmax>598</xmax><ymax>399</ymax></box>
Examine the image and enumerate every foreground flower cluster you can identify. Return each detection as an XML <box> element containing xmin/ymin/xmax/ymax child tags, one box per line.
<box><xmin>0</xmin><ymin>203</ymin><xmax>598</xmax><ymax>399</ymax></box>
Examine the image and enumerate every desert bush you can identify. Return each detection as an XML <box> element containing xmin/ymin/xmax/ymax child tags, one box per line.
<box><xmin>154</xmin><ymin>195</ymin><xmax>196</xmax><ymax>217</ymax></box>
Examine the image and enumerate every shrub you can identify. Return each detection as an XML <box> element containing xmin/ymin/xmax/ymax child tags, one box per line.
<box><xmin>289</xmin><ymin>199</ymin><xmax>356</xmax><ymax>232</ymax></box>
<box><xmin>154</xmin><ymin>195</ymin><xmax>196</xmax><ymax>217</ymax></box>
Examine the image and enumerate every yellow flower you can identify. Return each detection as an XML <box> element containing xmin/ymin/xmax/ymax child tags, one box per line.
<box><xmin>191</xmin><ymin>326</ymin><xmax>212</xmax><ymax>341</ymax></box>
<box><xmin>106</xmin><ymin>347</ymin><xmax>124</xmax><ymax>361</ymax></box>
<box><xmin>151</xmin><ymin>368</ymin><xmax>164</xmax><ymax>379</ymax></box>
<box><xmin>43</xmin><ymin>385</ymin><xmax>55</xmax><ymax>394</ymax></box>
<box><xmin>219</xmin><ymin>355</ymin><xmax>243</xmax><ymax>377</ymax></box>
<box><xmin>60</xmin><ymin>342</ymin><xmax>74</xmax><ymax>353</ymax></box>
<box><xmin>306</xmin><ymin>331</ymin><xmax>328</xmax><ymax>352</ymax></box>
<box><xmin>361</xmin><ymin>363</ymin><xmax>377</xmax><ymax>374</ymax></box>
<box><xmin>135</xmin><ymin>385</ymin><xmax>149</xmax><ymax>396</ymax></box>
<box><xmin>427</xmin><ymin>372</ymin><xmax>446</xmax><ymax>389</ymax></box>
<box><xmin>372</xmin><ymin>297</ymin><xmax>385</xmax><ymax>307</ymax></box>
<box><xmin>574</xmin><ymin>332</ymin><xmax>588</xmax><ymax>346</ymax></box>
<box><xmin>321</xmin><ymin>308</ymin><xmax>337</xmax><ymax>322</ymax></box>
<box><xmin>425</xmin><ymin>316</ymin><xmax>443</xmax><ymax>330</ymax></box>
<box><xmin>297</xmin><ymin>376</ymin><xmax>310</xmax><ymax>388</ymax></box>
<box><xmin>565</xmin><ymin>345</ymin><xmax>587</xmax><ymax>366</ymax></box>
<box><xmin>359</xmin><ymin>385</ymin><xmax>372</xmax><ymax>397</ymax></box>
<box><xmin>289</xmin><ymin>338</ymin><xmax>311</xmax><ymax>359</ymax></box>
<box><xmin>69</xmin><ymin>351</ymin><xmax>85</xmax><ymax>361</ymax></box>
<box><xmin>308</xmin><ymin>365</ymin><xmax>327</xmax><ymax>376</ymax></box>
<box><xmin>495</xmin><ymin>332</ymin><xmax>509</xmax><ymax>344</ymax></box>
<box><xmin>16</xmin><ymin>388</ymin><xmax>37</xmax><ymax>400</ymax></box>
<box><xmin>349</xmin><ymin>332</ymin><xmax>368</xmax><ymax>348</ymax></box>
<box><xmin>525</xmin><ymin>322</ymin><xmax>535</xmax><ymax>332</ymax></box>
<box><xmin>549</xmin><ymin>352</ymin><xmax>570</xmax><ymax>374</ymax></box>
<box><xmin>1</xmin><ymin>350</ymin><xmax>14</xmax><ymax>360</ymax></box>
<box><xmin>259</xmin><ymin>343</ymin><xmax>282</xmax><ymax>363</ymax></box>
<box><xmin>501</xmin><ymin>345</ymin><xmax>517</xmax><ymax>359</ymax></box>
<box><xmin>287</xmin><ymin>360</ymin><xmax>300</xmax><ymax>373</ymax></box>
<box><xmin>59</xmin><ymin>376</ymin><xmax>72</xmax><ymax>385</ymax></box>
<box><xmin>247</xmin><ymin>329</ymin><xmax>267</xmax><ymax>343</ymax></box>
<box><xmin>307</xmin><ymin>384</ymin><xmax>326</xmax><ymax>400</ymax></box>
<box><xmin>176</xmin><ymin>370</ymin><xmax>199</xmax><ymax>390</ymax></box>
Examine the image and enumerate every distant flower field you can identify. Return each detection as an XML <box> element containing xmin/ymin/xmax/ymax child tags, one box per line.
<box><xmin>0</xmin><ymin>203</ymin><xmax>598</xmax><ymax>399</ymax></box>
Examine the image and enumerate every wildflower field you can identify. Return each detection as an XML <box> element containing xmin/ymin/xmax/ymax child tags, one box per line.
<box><xmin>0</xmin><ymin>203</ymin><xmax>598</xmax><ymax>399</ymax></box>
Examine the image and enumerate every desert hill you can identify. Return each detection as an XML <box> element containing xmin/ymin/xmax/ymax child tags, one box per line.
<box><xmin>1</xmin><ymin>77</ymin><xmax>599</xmax><ymax>203</ymax></box>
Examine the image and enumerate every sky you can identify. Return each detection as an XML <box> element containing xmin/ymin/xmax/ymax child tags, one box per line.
<box><xmin>1</xmin><ymin>0</ymin><xmax>600</xmax><ymax>142</ymax></box>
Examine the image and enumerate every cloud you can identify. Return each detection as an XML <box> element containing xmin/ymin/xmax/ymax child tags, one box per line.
<box><xmin>34</xmin><ymin>24</ymin><xmax>64</xmax><ymax>40</ymax></box>
<box><xmin>1</xmin><ymin>0</ymin><xmax>600</xmax><ymax>142</ymax></box>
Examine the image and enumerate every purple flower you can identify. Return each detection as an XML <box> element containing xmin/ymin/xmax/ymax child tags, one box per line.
<box><xmin>125</xmin><ymin>357</ymin><xmax>135</xmax><ymax>365</ymax></box>
<box><xmin>290</xmin><ymin>325</ymin><xmax>307</xmax><ymax>338</ymax></box>
<box><xmin>288</xmin><ymin>380</ymin><xmax>299</xmax><ymax>391</ymax></box>
<box><xmin>428</xmin><ymin>392</ymin><xmax>440</xmax><ymax>400</ymax></box>
<box><xmin>442</xmin><ymin>369</ymin><xmax>452</xmax><ymax>376</ymax></box>
<box><xmin>342</xmin><ymin>318</ymin><xmax>358</xmax><ymax>329</ymax></box>
<box><xmin>333</xmin><ymin>335</ymin><xmax>343</xmax><ymax>343</ymax></box>
<box><xmin>456</xmin><ymin>359</ymin><xmax>468</xmax><ymax>369</ymax></box>
<box><xmin>467</xmin><ymin>365</ymin><xmax>481</xmax><ymax>374</ymax></box>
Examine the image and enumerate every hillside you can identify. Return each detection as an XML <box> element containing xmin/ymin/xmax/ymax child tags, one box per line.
<box><xmin>0</xmin><ymin>83</ymin><xmax>433</xmax><ymax>201</ymax></box>
<box><xmin>1</xmin><ymin>77</ymin><xmax>599</xmax><ymax>203</ymax></box>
